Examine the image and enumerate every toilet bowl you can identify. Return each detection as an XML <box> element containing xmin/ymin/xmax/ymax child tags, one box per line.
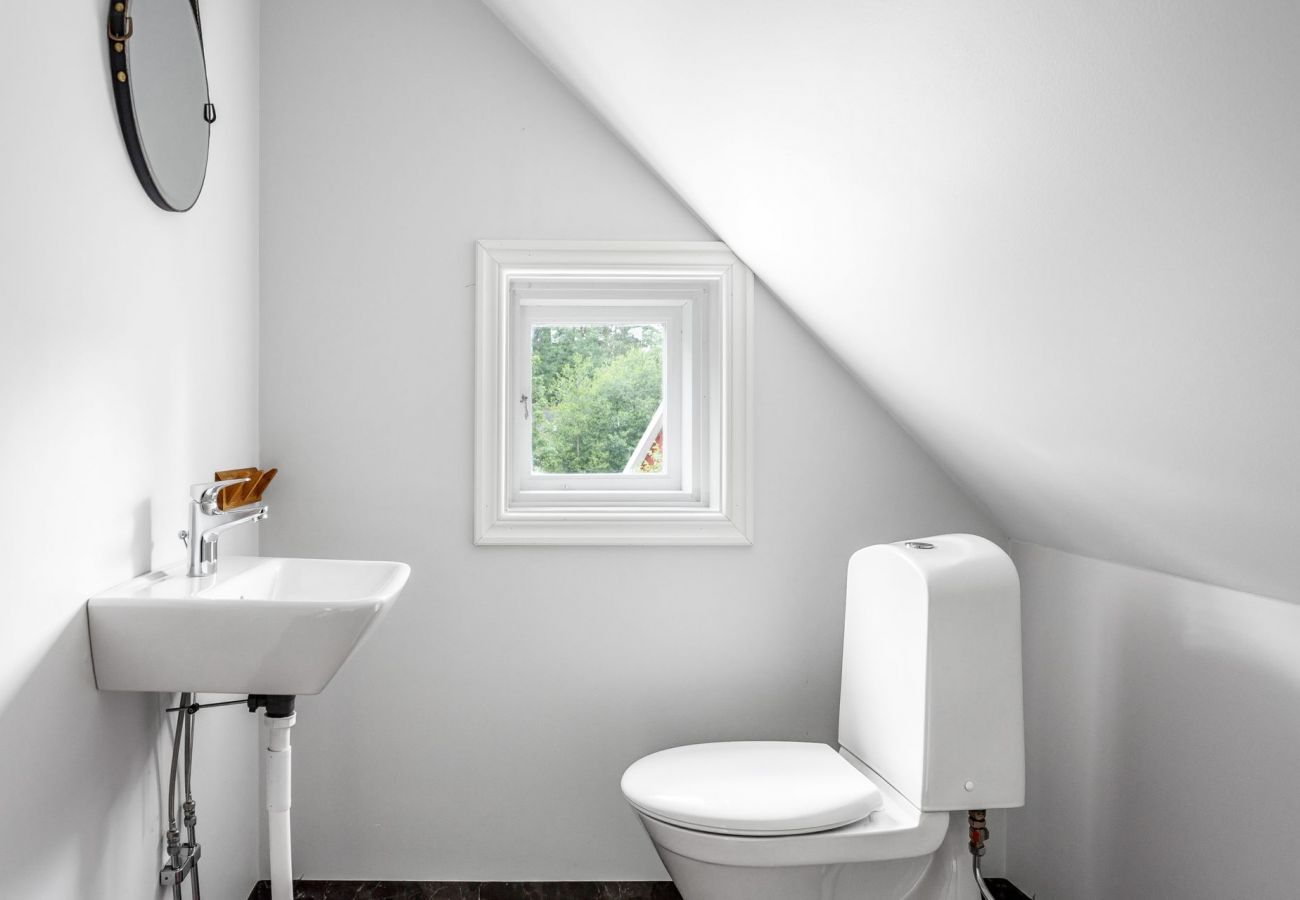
<box><xmin>621</xmin><ymin>535</ymin><xmax>1024</xmax><ymax>900</ymax></box>
<box><xmin>624</xmin><ymin>741</ymin><xmax>950</xmax><ymax>900</ymax></box>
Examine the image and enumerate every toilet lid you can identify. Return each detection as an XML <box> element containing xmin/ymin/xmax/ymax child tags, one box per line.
<box><xmin>620</xmin><ymin>741</ymin><xmax>883</xmax><ymax>836</ymax></box>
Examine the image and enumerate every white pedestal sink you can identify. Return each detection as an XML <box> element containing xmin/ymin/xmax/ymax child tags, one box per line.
<box><xmin>87</xmin><ymin>555</ymin><xmax>410</xmax><ymax>900</ymax></box>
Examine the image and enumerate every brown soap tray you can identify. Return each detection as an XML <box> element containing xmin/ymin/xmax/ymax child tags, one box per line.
<box><xmin>214</xmin><ymin>466</ymin><xmax>278</xmax><ymax>510</ymax></box>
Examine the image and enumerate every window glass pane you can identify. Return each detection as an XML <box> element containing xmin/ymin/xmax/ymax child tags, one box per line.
<box><xmin>531</xmin><ymin>324</ymin><xmax>664</xmax><ymax>474</ymax></box>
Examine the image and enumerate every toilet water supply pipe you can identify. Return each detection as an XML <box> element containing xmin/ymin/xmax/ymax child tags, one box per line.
<box><xmin>968</xmin><ymin>809</ymin><xmax>997</xmax><ymax>900</ymax></box>
<box><xmin>266</xmin><ymin>711</ymin><xmax>297</xmax><ymax>900</ymax></box>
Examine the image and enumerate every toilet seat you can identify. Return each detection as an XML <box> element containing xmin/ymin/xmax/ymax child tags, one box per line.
<box><xmin>620</xmin><ymin>741</ymin><xmax>884</xmax><ymax>836</ymax></box>
<box><xmin>630</xmin><ymin>747</ymin><xmax>951</xmax><ymax>869</ymax></box>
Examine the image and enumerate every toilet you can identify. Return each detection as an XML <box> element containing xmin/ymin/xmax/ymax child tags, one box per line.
<box><xmin>621</xmin><ymin>534</ymin><xmax>1024</xmax><ymax>900</ymax></box>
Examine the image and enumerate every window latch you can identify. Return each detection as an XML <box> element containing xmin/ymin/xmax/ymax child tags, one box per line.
<box><xmin>520</xmin><ymin>394</ymin><xmax>531</xmax><ymax>419</ymax></box>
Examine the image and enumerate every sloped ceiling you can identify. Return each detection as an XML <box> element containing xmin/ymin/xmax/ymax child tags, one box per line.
<box><xmin>483</xmin><ymin>0</ymin><xmax>1300</xmax><ymax>603</ymax></box>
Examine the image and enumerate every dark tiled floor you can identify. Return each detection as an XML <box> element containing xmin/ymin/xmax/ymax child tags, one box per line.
<box><xmin>249</xmin><ymin>883</ymin><xmax>682</xmax><ymax>900</ymax></box>
<box><xmin>985</xmin><ymin>878</ymin><xmax>1034</xmax><ymax>900</ymax></box>
<box><xmin>247</xmin><ymin>877</ymin><xmax>1034</xmax><ymax>900</ymax></box>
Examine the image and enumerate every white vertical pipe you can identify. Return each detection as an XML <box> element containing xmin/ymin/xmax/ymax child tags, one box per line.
<box><xmin>265</xmin><ymin>712</ymin><xmax>296</xmax><ymax>900</ymax></box>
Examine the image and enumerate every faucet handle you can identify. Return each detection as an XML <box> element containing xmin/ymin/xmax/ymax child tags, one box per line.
<box><xmin>190</xmin><ymin>477</ymin><xmax>251</xmax><ymax>510</ymax></box>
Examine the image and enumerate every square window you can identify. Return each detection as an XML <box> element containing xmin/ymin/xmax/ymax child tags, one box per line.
<box><xmin>475</xmin><ymin>241</ymin><xmax>753</xmax><ymax>545</ymax></box>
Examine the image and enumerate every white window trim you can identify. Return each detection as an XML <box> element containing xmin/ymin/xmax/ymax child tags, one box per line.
<box><xmin>474</xmin><ymin>240</ymin><xmax>753</xmax><ymax>546</ymax></box>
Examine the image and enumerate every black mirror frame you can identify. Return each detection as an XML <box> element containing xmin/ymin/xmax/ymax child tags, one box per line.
<box><xmin>107</xmin><ymin>0</ymin><xmax>215</xmax><ymax>212</ymax></box>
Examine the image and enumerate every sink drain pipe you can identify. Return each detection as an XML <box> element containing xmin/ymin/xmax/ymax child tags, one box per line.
<box><xmin>250</xmin><ymin>695</ymin><xmax>297</xmax><ymax>900</ymax></box>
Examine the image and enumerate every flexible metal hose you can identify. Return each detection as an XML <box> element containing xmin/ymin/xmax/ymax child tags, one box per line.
<box><xmin>973</xmin><ymin>853</ymin><xmax>997</xmax><ymax>900</ymax></box>
<box><xmin>167</xmin><ymin>693</ymin><xmax>192</xmax><ymax>900</ymax></box>
<box><xmin>967</xmin><ymin>809</ymin><xmax>1000</xmax><ymax>900</ymax></box>
<box><xmin>183</xmin><ymin>706</ymin><xmax>193</xmax><ymax>801</ymax></box>
<box><xmin>184</xmin><ymin>704</ymin><xmax>201</xmax><ymax>900</ymax></box>
<box><xmin>167</xmin><ymin>694</ymin><xmax>189</xmax><ymax>832</ymax></box>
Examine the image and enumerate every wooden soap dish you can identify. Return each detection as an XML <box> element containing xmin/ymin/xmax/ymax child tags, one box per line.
<box><xmin>214</xmin><ymin>466</ymin><xmax>278</xmax><ymax>510</ymax></box>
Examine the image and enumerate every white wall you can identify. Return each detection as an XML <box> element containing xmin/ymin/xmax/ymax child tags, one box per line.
<box><xmin>259</xmin><ymin>0</ymin><xmax>1001</xmax><ymax>880</ymax></box>
<box><xmin>1007</xmin><ymin>542</ymin><xmax>1300</xmax><ymax>898</ymax></box>
<box><xmin>0</xmin><ymin>3</ymin><xmax>262</xmax><ymax>898</ymax></box>
<box><xmin>484</xmin><ymin>0</ymin><xmax>1300</xmax><ymax>605</ymax></box>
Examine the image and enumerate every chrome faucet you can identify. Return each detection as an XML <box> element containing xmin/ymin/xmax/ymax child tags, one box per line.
<box><xmin>180</xmin><ymin>478</ymin><xmax>269</xmax><ymax>577</ymax></box>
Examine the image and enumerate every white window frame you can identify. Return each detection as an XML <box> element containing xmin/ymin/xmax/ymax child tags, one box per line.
<box><xmin>475</xmin><ymin>240</ymin><xmax>753</xmax><ymax>545</ymax></box>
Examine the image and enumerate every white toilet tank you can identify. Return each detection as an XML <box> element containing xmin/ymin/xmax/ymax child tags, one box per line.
<box><xmin>837</xmin><ymin>534</ymin><xmax>1024</xmax><ymax>812</ymax></box>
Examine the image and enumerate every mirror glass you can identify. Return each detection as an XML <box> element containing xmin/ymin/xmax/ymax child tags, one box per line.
<box><xmin>110</xmin><ymin>0</ymin><xmax>212</xmax><ymax>211</ymax></box>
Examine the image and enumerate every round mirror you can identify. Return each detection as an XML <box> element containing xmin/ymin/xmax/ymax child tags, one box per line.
<box><xmin>108</xmin><ymin>0</ymin><xmax>214</xmax><ymax>212</ymax></box>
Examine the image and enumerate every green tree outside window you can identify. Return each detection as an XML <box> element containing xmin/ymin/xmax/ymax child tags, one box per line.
<box><xmin>531</xmin><ymin>325</ymin><xmax>664</xmax><ymax>474</ymax></box>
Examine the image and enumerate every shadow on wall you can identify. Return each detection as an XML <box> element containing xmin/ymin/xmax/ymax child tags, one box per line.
<box><xmin>1010</xmin><ymin>545</ymin><xmax>1300</xmax><ymax>900</ymax></box>
<box><xmin>0</xmin><ymin>612</ymin><xmax>167</xmax><ymax>899</ymax></box>
<box><xmin>132</xmin><ymin>498</ymin><xmax>152</xmax><ymax>576</ymax></box>
<box><xmin>0</xmin><ymin>495</ymin><xmax>171</xmax><ymax>898</ymax></box>
<box><xmin>1101</xmin><ymin>587</ymin><xmax>1300</xmax><ymax>898</ymax></box>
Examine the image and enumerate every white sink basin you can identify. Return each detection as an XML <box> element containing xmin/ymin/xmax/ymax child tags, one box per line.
<box><xmin>87</xmin><ymin>556</ymin><xmax>410</xmax><ymax>694</ymax></box>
